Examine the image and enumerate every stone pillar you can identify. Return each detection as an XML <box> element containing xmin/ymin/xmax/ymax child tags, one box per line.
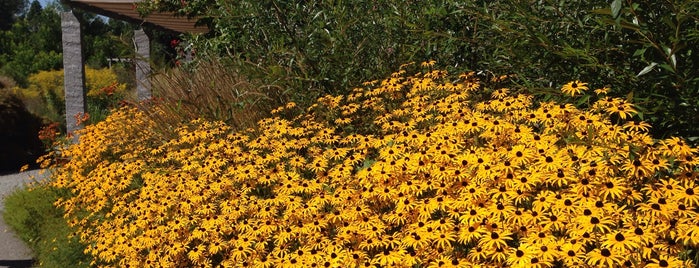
<box><xmin>134</xmin><ymin>28</ymin><xmax>151</xmax><ymax>100</ymax></box>
<box><xmin>61</xmin><ymin>11</ymin><xmax>86</xmax><ymax>142</ymax></box>
<box><xmin>184</xmin><ymin>42</ymin><xmax>194</xmax><ymax>62</ymax></box>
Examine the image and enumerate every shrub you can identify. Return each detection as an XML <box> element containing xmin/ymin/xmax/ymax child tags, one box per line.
<box><xmin>0</xmin><ymin>74</ymin><xmax>16</xmax><ymax>89</ymax></box>
<box><xmin>142</xmin><ymin>0</ymin><xmax>699</xmax><ymax>139</ymax></box>
<box><xmin>46</xmin><ymin>63</ymin><xmax>699</xmax><ymax>267</ymax></box>
<box><xmin>0</xmin><ymin>89</ymin><xmax>44</xmax><ymax>173</ymax></box>
<box><xmin>139</xmin><ymin>0</ymin><xmax>475</xmax><ymax>106</ymax></box>
<box><xmin>13</xmin><ymin>67</ymin><xmax>131</xmax><ymax>130</ymax></box>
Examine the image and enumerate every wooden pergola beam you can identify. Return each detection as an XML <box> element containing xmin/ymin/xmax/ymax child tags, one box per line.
<box><xmin>64</xmin><ymin>0</ymin><xmax>208</xmax><ymax>34</ymax></box>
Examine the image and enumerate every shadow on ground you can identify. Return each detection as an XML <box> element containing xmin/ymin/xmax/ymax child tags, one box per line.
<box><xmin>0</xmin><ymin>259</ymin><xmax>34</xmax><ymax>268</ymax></box>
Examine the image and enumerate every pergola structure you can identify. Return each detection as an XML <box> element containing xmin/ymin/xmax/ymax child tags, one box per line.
<box><xmin>60</xmin><ymin>0</ymin><xmax>208</xmax><ymax>140</ymax></box>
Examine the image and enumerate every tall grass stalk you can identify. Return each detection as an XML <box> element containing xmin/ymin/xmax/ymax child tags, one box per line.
<box><xmin>141</xmin><ymin>59</ymin><xmax>287</xmax><ymax>138</ymax></box>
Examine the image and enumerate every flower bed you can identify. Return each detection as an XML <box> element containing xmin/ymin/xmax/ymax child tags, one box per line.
<box><xmin>49</xmin><ymin>63</ymin><xmax>699</xmax><ymax>267</ymax></box>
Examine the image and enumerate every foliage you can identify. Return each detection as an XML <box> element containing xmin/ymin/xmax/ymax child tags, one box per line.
<box><xmin>2</xmin><ymin>180</ymin><xmax>90</xmax><ymax>267</ymax></box>
<box><xmin>0</xmin><ymin>89</ymin><xmax>44</xmax><ymax>173</ymax></box>
<box><xmin>0</xmin><ymin>1</ymin><xmax>137</xmax><ymax>87</ymax></box>
<box><xmin>46</xmin><ymin>64</ymin><xmax>699</xmax><ymax>267</ymax></box>
<box><xmin>0</xmin><ymin>75</ymin><xmax>16</xmax><ymax>89</ymax></box>
<box><xmin>141</xmin><ymin>0</ymin><xmax>699</xmax><ymax>140</ymax></box>
<box><xmin>0</xmin><ymin>0</ymin><xmax>27</xmax><ymax>30</ymax></box>
<box><xmin>457</xmin><ymin>0</ymin><xmax>699</xmax><ymax>140</ymax></box>
<box><xmin>13</xmin><ymin>67</ymin><xmax>130</xmax><ymax>130</ymax></box>
<box><xmin>79</xmin><ymin>12</ymin><xmax>136</xmax><ymax>69</ymax></box>
<box><xmin>0</xmin><ymin>1</ymin><xmax>62</xmax><ymax>86</ymax></box>
<box><xmin>140</xmin><ymin>0</ymin><xmax>473</xmax><ymax>104</ymax></box>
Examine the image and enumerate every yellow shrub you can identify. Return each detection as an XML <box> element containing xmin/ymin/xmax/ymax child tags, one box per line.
<box><xmin>19</xmin><ymin>67</ymin><xmax>128</xmax><ymax>102</ymax></box>
<box><xmin>85</xmin><ymin>67</ymin><xmax>128</xmax><ymax>98</ymax></box>
<box><xmin>13</xmin><ymin>68</ymin><xmax>129</xmax><ymax>124</ymax></box>
<box><xmin>49</xmin><ymin>63</ymin><xmax>699</xmax><ymax>267</ymax></box>
<box><xmin>24</xmin><ymin>69</ymin><xmax>64</xmax><ymax>98</ymax></box>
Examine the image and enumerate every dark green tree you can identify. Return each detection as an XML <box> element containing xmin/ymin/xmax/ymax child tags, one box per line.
<box><xmin>0</xmin><ymin>0</ymin><xmax>27</xmax><ymax>30</ymax></box>
<box><xmin>0</xmin><ymin>1</ymin><xmax>62</xmax><ymax>86</ymax></box>
<box><xmin>0</xmin><ymin>1</ymin><xmax>141</xmax><ymax>86</ymax></box>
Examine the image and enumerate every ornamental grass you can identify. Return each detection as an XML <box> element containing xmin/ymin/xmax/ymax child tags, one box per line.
<box><xmin>45</xmin><ymin>62</ymin><xmax>699</xmax><ymax>267</ymax></box>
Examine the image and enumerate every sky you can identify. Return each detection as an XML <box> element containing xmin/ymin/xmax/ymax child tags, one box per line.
<box><xmin>38</xmin><ymin>0</ymin><xmax>54</xmax><ymax>8</ymax></box>
<box><xmin>36</xmin><ymin>0</ymin><xmax>109</xmax><ymax>21</ymax></box>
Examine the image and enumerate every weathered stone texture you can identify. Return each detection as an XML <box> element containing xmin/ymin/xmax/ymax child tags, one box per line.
<box><xmin>61</xmin><ymin>11</ymin><xmax>86</xmax><ymax>141</ymax></box>
<box><xmin>135</xmin><ymin>29</ymin><xmax>151</xmax><ymax>100</ymax></box>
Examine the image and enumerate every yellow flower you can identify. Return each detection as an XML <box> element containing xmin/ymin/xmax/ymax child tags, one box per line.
<box><xmin>678</xmin><ymin>182</ymin><xmax>699</xmax><ymax>207</ymax></box>
<box><xmin>372</xmin><ymin>248</ymin><xmax>407</xmax><ymax>266</ymax></box>
<box><xmin>623</xmin><ymin>120</ymin><xmax>651</xmax><ymax>132</ymax></box>
<box><xmin>594</xmin><ymin>86</ymin><xmax>610</xmax><ymax>95</ymax></box>
<box><xmin>420</xmin><ymin>60</ymin><xmax>437</xmax><ymax>68</ymax></box>
<box><xmin>586</xmin><ymin>247</ymin><xmax>624</xmax><ymax>267</ymax></box>
<box><xmin>561</xmin><ymin>80</ymin><xmax>588</xmax><ymax>96</ymax></box>
<box><xmin>645</xmin><ymin>256</ymin><xmax>690</xmax><ymax>268</ymax></box>
<box><xmin>507</xmin><ymin>245</ymin><xmax>535</xmax><ymax>267</ymax></box>
<box><xmin>604</xmin><ymin>98</ymin><xmax>637</xmax><ymax>119</ymax></box>
<box><xmin>478</xmin><ymin>230</ymin><xmax>513</xmax><ymax>249</ymax></box>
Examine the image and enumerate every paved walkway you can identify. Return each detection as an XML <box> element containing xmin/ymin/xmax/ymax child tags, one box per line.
<box><xmin>0</xmin><ymin>170</ymin><xmax>45</xmax><ymax>268</ymax></box>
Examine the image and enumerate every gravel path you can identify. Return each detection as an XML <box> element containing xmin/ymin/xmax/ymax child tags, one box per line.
<box><xmin>0</xmin><ymin>170</ymin><xmax>46</xmax><ymax>268</ymax></box>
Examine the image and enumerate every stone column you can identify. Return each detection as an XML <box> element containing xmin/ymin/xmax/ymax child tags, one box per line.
<box><xmin>61</xmin><ymin>11</ymin><xmax>86</xmax><ymax>142</ymax></box>
<box><xmin>134</xmin><ymin>28</ymin><xmax>151</xmax><ymax>100</ymax></box>
<box><xmin>184</xmin><ymin>42</ymin><xmax>194</xmax><ymax>62</ymax></box>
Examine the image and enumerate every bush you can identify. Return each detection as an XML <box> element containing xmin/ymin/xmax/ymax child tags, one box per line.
<box><xmin>47</xmin><ymin>63</ymin><xmax>699</xmax><ymax>267</ymax></box>
<box><xmin>139</xmin><ymin>0</ymin><xmax>475</xmax><ymax>105</ymax></box>
<box><xmin>0</xmin><ymin>75</ymin><xmax>16</xmax><ymax>89</ymax></box>
<box><xmin>2</xmin><ymin>182</ymin><xmax>90</xmax><ymax>267</ymax></box>
<box><xmin>0</xmin><ymin>89</ymin><xmax>45</xmax><ymax>173</ymax></box>
<box><xmin>12</xmin><ymin>67</ymin><xmax>131</xmax><ymax>131</ymax></box>
<box><xmin>142</xmin><ymin>0</ymin><xmax>699</xmax><ymax>139</ymax></box>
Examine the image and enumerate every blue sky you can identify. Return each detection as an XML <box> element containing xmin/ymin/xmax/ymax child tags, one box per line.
<box><xmin>36</xmin><ymin>0</ymin><xmax>109</xmax><ymax>21</ymax></box>
<box><xmin>38</xmin><ymin>0</ymin><xmax>54</xmax><ymax>8</ymax></box>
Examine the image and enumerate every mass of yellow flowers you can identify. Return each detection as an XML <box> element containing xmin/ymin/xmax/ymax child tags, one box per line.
<box><xmin>45</xmin><ymin>62</ymin><xmax>699</xmax><ymax>267</ymax></box>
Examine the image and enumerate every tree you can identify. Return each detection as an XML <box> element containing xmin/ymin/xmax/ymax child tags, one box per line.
<box><xmin>0</xmin><ymin>1</ymin><xmax>62</xmax><ymax>86</ymax></box>
<box><xmin>0</xmin><ymin>2</ymin><xmax>140</xmax><ymax>86</ymax></box>
<box><xmin>0</xmin><ymin>0</ymin><xmax>27</xmax><ymax>30</ymax></box>
<box><xmin>25</xmin><ymin>0</ymin><xmax>43</xmax><ymax>31</ymax></box>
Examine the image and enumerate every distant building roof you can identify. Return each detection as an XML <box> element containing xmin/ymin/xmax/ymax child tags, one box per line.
<box><xmin>64</xmin><ymin>0</ymin><xmax>208</xmax><ymax>33</ymax></box>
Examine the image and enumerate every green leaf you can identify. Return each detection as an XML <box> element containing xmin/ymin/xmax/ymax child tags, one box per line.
<box><xmin>611</xmin><ymin>0</ymin><xmax>622</xmax><ymax>18</ymax></box>
<box><xmin>575</xmin><ymin>94</ymin><xmax>591</xmax><ymax>107</ymax></box>
<box><xmin>658</xmin><ymin>63</ymin><xmax>676</xmax><ymax>73</ymax></box>
<box><xmin>591</xmin><ymin>8</ymin><xmax>612</xmax><ymax>15</ymax></box>
<box><xmin>599</xmin><ymin>17</ymin><xmax>639</xmax><ymax>31</ymax></box>
<box><xmin>618</xmin><ymin>19</ymin><xmax>640</xmax><ymax>31</ymax></box>
<box><xmin>636</xmin><ymin>62</ymin><xmax>657</xmax><ymax>77</ymax></box>
<box><xmin>632</xmin><ymin>47</ymin><xmax>647</xmax><ymax>57</ymax></box>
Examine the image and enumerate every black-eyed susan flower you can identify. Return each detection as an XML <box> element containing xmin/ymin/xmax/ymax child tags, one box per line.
<box><xmin>561</xmin><ymin>81</ymin><xmax>589</xmax><ymax>96</ymax></box>
<box><xmin>623</xmin><ymin>120</ymin><xmax>651</xmax><ymax>132</ymax></box>
<box><xmin>586</xmin><ymin>247</ymin><xmax>624</xmax><ymax>267</ymax></box>
<box><xmin>645</xmin><ymin>256</ymin><xmax>691</xmax><ymax>268</ymax></box>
